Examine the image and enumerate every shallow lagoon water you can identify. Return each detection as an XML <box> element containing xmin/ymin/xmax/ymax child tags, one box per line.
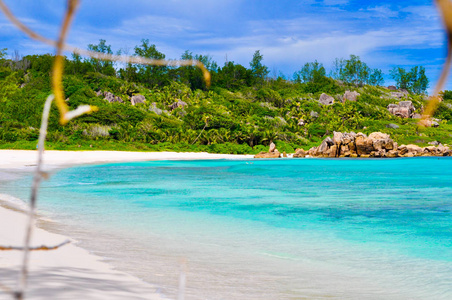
<box><xmin>3</xmin><ymin>157</ymin><xmax>452</xmax><ymax>299</ymax></box>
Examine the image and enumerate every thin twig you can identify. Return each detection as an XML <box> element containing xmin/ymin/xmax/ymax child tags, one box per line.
<box><xmin>0</xmin><ymin>240</ymin><xmax>70</xmax><ymax>251</ymax></box>
<box><xmin>15</xmin><ymin>94</ymin><xmax>54</xmax><ymax>300</ymax></box>
<box><xmin>192</xmin><ymin>116</ymin><xmax>210</xmax><ymax>145</ymax></box>
<box><xmin>191</xmin><ymin>124</ymin><xmax>208</xmax><ymax>145</ymax></box>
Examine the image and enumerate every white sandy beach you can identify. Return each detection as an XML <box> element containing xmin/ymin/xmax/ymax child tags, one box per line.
<box><xmin>0</xmin><ymin>149</ymin><xmax>253</xmax><ymax>169</ymax></box>
<box><xmin>0</xmin><ymin>149</ymin><xmax>252</xmax><ymax>299</ymax></box>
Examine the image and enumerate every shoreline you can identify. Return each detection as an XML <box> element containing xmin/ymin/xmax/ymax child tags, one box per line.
<box><xmin>0</xmin><ymin>149</ymin><xmax>254</xmax><ymax>170</ymax></box>
<box><xmin>0</xmin><ymin>149</ymin><xmax>253</xmax><ymax>299</ymax></box>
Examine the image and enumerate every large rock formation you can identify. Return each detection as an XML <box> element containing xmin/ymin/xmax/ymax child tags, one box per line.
<box><xmin>293</xmin><ymin>148</ymin><xmax>306</xmax><ymax>158</ymax></box>
<box><xmin>318</xmin><ymin>93</ymin><xmax>334</xmax><ymax>105</ymax></box>
<box><xmin>295</xmin><ymin>131</ymin><xmax>451</xmax><ymax>158</ymax></box>
<box><xmin>130</xmin><ymin>94</ymin><xmax>146</xmax><ymax>106</ymax></box>
<box><xmin>102</xmin><ymin>91</ymin><xmax>124</xmax><ymax>103</ymax></box>
<box><xmin>310</xmin><ymin>111</ymin><xmax>319</xmax><ymax>118</ymax></box>
<box><xmin>254</xmin><ymin>141</ymin><xmax>281</xmax><ymax>158</ymax></box>
<box><xmin>390</xmin><ymin>89</ymin><xmax>409</xmax><ymax>99</ymax></box>
<box><xmin>419</xmin><ymin>119</ymin><xmax>440</xmax><ymax>128</ymax></box>
<box><xmin>169</xmin><ymin>99</ymin><xmax>188</xmax><ymax>111</ymax></box>
<box><xmin>387</xmin><ymin>101</ymin><xmax>415</xmax><ymax>118</ymax></box>
<box><xmin>343</xmin><ymin>90</ymin><xmax>360</xmax><ymax>102</ymax></box>
<box><xmin>149</xmin><ymin>102</ymin><xmax>165</xmax><ymax>115</ymax></box>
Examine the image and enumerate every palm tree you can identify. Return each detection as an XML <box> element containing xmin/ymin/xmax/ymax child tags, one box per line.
<box><xmin>191</xmin><ymin>115</ymin><xmax>210</xmax><ymax>144</ymax></box>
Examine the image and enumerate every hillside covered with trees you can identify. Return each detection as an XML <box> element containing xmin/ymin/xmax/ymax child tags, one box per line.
<box><xmin>0</xmin><ymin>40</ymin><xmax>451</xmax><ymax>154</ymax></box>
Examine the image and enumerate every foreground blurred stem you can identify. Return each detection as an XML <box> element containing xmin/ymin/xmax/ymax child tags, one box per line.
<box><xmin>15</xmin><ymin>95</ymin><xmax>54</xmax><ymax>300</ymax></box>
<box><xmin>52</xmin><ymin>0</ymin><xmax>79</xmax><ymax>124</ymax></box>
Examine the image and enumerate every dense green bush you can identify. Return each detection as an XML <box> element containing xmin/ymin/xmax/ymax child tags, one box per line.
<box><xmin>0</xmin><ymin>52</ymin><xmax>450</xmax><ymax>153</ymax></box>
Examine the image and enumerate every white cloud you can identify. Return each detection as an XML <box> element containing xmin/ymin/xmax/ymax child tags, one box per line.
<box><xmin>1</xmin><ymin>0</ymin><xmax>449</xmax><ymax>90</ymax></box>
<box><xmin>365</xmin><ymin>6</ymin><xmax>399</xmax><ymax>18</ymax></box>
<box><xmin>401</xmin><ymin>5</ymin><xmax>440</xmax><ymax>21</ymax></box>
<box><xmin>323</xmin><ymin>0</ymin><xmax>350</xmax><ymax>6</ymax></box>
<box><xmin>115</xmin><ymin>15</ymin><xmax>197</xmax><ymax>38</ymax></box>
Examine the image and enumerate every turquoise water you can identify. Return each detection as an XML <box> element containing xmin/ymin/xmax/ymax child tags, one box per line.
<box><xmin>2</xmin><ymin>158</ymin><xmax>452</xmax><ymax>299</ymax></box>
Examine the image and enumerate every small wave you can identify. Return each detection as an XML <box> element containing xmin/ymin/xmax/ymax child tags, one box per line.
<box><xmin>39</xmin><ymin>217</ymin><xmax>57</xmax><ymax>223</ymax></box>
<box><xmin>259</xmin><ymin>251</ymin><xmax>300</xmax><ymax>261</ymax></box>
<box><xmin>0</xmin><ymin>193</ymin><xmax>29</xmax><ymax>212</ymax></box>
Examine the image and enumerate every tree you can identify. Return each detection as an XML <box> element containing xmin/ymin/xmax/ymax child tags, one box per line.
<box><xmin>0</xmin><ymin>48</ymin><xmax>10</xmax><ymax>79</ymax></box>
<box><xmin>178</xmin><ymin>50</ymin><xmax>217</xmax><ymax>90</ymax></box>
<box><xmin>409</xmin><ymin>66</ymin><xmax>429</xmax><ymax>94</ymax></box>
<box><xmin>24</xmin><ymin>54</ymin><xmax>53</xmax><ymax>74</ymax></box>
<box><xmin>134</xmin><ymin>39</ymin><xmax>168</xmax><ymax>87</ymax></box>
<box><xmin>214</xmin><ymin>61</ymin><xmax>253</xmax><ymax>89</ymax></box>
<box><xmin>249</xmin><ymin>50</ymin><xmax>269</xmax><ymax>85</ymax></box>
<box><xmin>368</xmin><ymin>68</ymin><xmax>384</xmax><ymax>86</ymax></box>
<box><xmin>87</xmin><ymin>39</ymin><xmax>115</xmax><ymax>75</ymax></box>
<box><xmin>390</xmin><ymin>66</ymin><xmax>429</xmax><ymax>94</ymax></box>
<box><xmin>331</xmin><ymin>55</ymin><xmax>383</xmax><ymax>86</ymax></box>
<box><xmin>293</xmin><ymin>60</ymin><xmax>326</xmax><ymax>83</ymax></box>
<box><xmin>0</xmin><ymin>48</ymin><xmax>7</xmax><ymax>60</ymax></box>
<box><xmin>117</xmin><ymin>47</ymin><xmax>138</xmax><ymax>82</ymax></box>
<box><xmin>66</xmin><ymin>52</ymin><xmax>93</xmax><ymax>75</ymax></box>
<box><xmin>440</xmin><ymin>90</ymin><xmax>452</xmax><ymax>101</ymax></box>
<box><xmin>9</xmin><ymin>50</ymin><xmax>30</xmax><ymax>71</ymax></box>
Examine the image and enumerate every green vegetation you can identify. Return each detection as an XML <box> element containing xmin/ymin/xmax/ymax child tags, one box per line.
<box><xmin>390</xmin><ymin>66</ymin><xmax>429</xmax><ymax>94</ymax></box>
<box><xmin>331</xmin><ymin>55</ymin><xmax>384</xmax><ymax>86</ymax></box>
<box><xmin>0</xmin><ymin>42</ymin><xmax>450</xmax><ymax>154</ymax></box>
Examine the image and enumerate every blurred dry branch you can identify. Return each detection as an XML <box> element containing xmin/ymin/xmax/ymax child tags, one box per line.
<box><xmin>52</xmin><ymin>0</ymin><xmax>81</xmax><ymax>123</ymax></box>
<box><xmin>15</xmin><ymin>94</ymin><xmax>55</xmax><ymax>300</ymax></box>
<box><xmin>420</xmin><ymin>0</ymin><xmax>452</xmax><ymax>126</ymax></box>
<box><xmin>0</xmin><ymin>0</ymin><xmax>211</xmax><ymax>299</ymax></box>
<box><xmin>0</xmin><ymin>240</ymin><xmax>71</xmax><ymax>251</ymax></box>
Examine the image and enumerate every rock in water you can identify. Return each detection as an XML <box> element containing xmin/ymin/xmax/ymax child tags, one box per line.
<box><xmin>368</xmin><ymin>132</ymin><xmax>394</xmax><ymax>151</ymax></box>
<box><xmin>269</xmin><ymin>142</ymin><xmax>276</xmax><ymax>153</ymax></box>
<box><xmin>317</xmin><ymin>137</ymin><xmax>333</xmax><ymax>154</ymax></box>
<box><xmin>333</xmin><ymin>131</ymin><xmax>343</xmax><ymax>145</ymax></box>
<box><xmin>293</xmin><ymin>148</ymin><xmax>306</xmax><ymax>158</ymax></box>
<box><xmin>355</xmin><ymin>133</ymin><xmax>371</xmax><ymax>156</ymax></box>
<box><xmin>254</xmin><ymin>151</ymin><xmax>281</xmax><ymax>158</ymax></box>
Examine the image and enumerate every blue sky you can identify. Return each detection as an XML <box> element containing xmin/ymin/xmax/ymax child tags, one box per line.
<box><xmin>0</xmin><ymin>0</ymin><xmax>449</xmax><ymax>91</ymax></box>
